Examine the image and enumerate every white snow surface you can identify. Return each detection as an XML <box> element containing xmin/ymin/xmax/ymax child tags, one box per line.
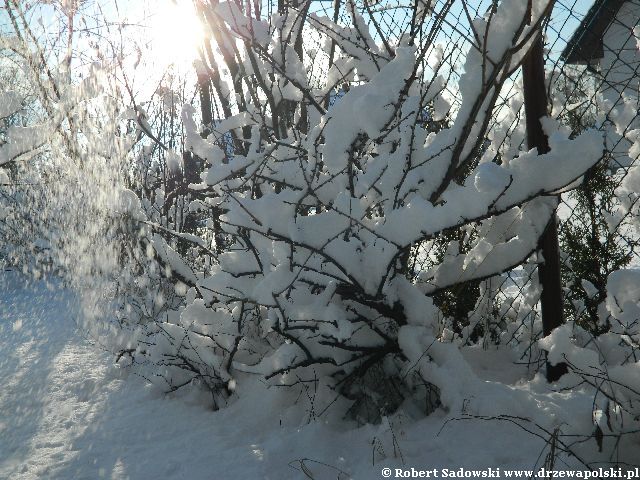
<box><xmin>1</xmin><ymin>271</ymin><xmax>630</xmax><ymax>479</ymax></box>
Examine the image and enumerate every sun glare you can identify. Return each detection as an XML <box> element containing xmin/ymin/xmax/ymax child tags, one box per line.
<box><xmin>149</xmin><ymin>1</ymin><xmax>205</xmax><ymax>69</ymax></box>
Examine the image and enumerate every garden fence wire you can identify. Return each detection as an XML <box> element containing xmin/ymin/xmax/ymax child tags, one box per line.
<box><xmin>123</xmin><ymin>0</ymin><xmax>640</xmax><ymax>401</ymax></box>
<box><xmin>269</xmin><ymin>0</ymin><xmax>640</xmax><ymax>373</ymax></box>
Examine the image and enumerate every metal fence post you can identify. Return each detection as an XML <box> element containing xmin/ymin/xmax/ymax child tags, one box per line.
<box><xmin>522</xmin><ymin>33</ymin><xmax>568</xmax><ymax>382</ymax></box>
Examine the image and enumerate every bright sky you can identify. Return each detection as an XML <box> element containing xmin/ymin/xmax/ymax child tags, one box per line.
<box><xmin>0</xmin><ymin>0</ymin><xmax>204</xmax><ymax>70</ymax></box>
<box><xmin>5</xmin><ymin>0</ymin><xmax>205</xmax><ymax>100</ymax></box>
<box><xmin>148</xmin><ymin>0</ymin><xmax>205</xmax><ymax>68</ymax></box>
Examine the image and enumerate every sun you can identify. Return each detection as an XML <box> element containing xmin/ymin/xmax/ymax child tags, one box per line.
<box><xmin>149</xmin><ymin>0</ymin><xmax>205</xmax><ymax>69</ymax></box>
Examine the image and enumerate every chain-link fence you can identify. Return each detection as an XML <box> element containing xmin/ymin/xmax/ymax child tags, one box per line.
<box><xmin>186</xmin><ymin>1</ymin><xmax>640</xmax><ymax>346</ymax></box>
<box><xmin>111</xmin><ymin>0</ymin><xmax>640</xmax><ymax>418</ymax></box>
<box><xmin>325</xmin><ymin>0</ymin><xmax>640</xmax><ymax>375</ymax></box>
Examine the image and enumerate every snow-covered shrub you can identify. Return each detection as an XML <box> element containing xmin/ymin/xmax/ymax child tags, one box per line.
<box><xmin>539</xmin><ymin>270</ymin><xmax>640</xmax><ymax>454</ymax></box>
<box><xmin>122</xmin><ymin>0</ymin><xmax>606</xmax><ymax>420</ymax></box>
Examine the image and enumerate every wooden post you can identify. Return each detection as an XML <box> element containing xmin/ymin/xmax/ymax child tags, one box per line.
<box><xmin>522</xmin><ymin>34</ymin><xmax>568</xmax><ymax>382</ymax></box>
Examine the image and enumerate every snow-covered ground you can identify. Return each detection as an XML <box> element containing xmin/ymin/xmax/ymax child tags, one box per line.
<box><xmin>0</xmin><ymin>271</ymin><xmax>630</xmax><ymax>479</ymax></box>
